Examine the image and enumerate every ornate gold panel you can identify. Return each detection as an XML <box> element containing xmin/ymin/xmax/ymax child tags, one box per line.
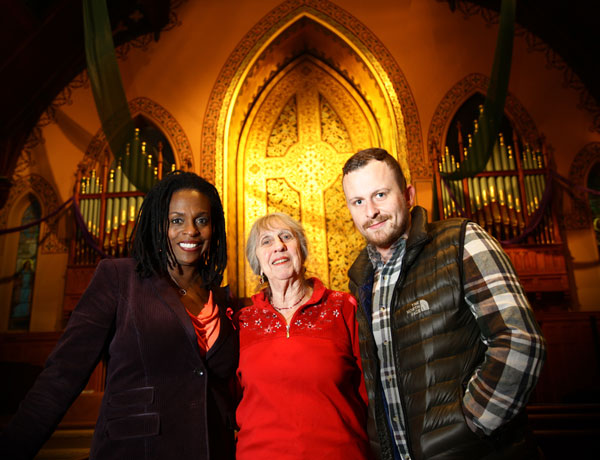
<box><xmin>239</xmin><ymin>57</ymin><xmax>383</xmax><ymax>296</ymax></box>
<box><xmin>267</xmin><ymin>96</ymin><xmax>299</xmax><ymax>158</ymax></box>
<box><xmin>266</xmin><ymin>178</ymin><xmax>301</xmax><ymax>221</ymax></box>
<box><xmin>324</xmin><ymin>178</ymin><xmax>365</xmax><ymax>292</ymax></box>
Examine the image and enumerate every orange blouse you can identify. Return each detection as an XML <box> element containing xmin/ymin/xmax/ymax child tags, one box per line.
<box><xmin>186</xmin><ymin>291</ymin><xmax>221</xmax><ymax>355</ymax></box>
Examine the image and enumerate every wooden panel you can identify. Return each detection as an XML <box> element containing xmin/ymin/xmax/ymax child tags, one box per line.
<box><xmin>0</xmin><ymin>331</ymin><xmax>62</xmax><ymax>365</ymax></box>
<box><xmin>530</xmin><ymin>311</ymin><xmax>600</xmax><ymax>404</ymax></box>
<box><xmin>504</xmin><ymin>245</ymin><xmax>569</xmax><ymax>293</ymax></box>
<box><xmin>0</xmin><ymin>332</ymin><xmax>104</xmax><ymax>427</ymax></box>
<box><xmin>527</xmin><ymin>403</ymin><xmax>600</xmax><ymax>460</ymax></box>
<box><xmin>62</xmin><ymin>265</ymin><xmax>96</xmax><ymax>321</ymax></box>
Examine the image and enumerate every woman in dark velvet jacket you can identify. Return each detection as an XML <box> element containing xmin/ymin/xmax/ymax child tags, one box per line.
<box><xmin>0</xmin><ymin>171</ymin><xmax>239</xmax><ymax>460</ymax></box>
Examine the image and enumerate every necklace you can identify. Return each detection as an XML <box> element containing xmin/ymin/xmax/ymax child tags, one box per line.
<box><xmin>272</xmin><ymin>289</ymin><xmax>307</xmax><ymax>311</ymax></box>
<box><xmin>169</xmin><ymin>272</ymin><xmax>198</xmax><ymax>296</ymax></box>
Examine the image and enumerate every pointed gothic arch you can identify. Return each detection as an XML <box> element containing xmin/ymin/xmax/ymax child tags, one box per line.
<box><xmin>201</xmin><ymin>0</ymin><xmax>422</xmax><ymax>294</ymax></box>
<box><xmin>0</xmin><ymin>174</ymin><xmax>66</xmax><ymax>254</ymax></box>
<box><xmin>80</xmin><ymin>97</ymin><xmax>193</xmax><ymax>174</ymax></box>
<box><xmin>427</xmin><ymin>73</ymin><xmax>542</xmax><ymax>160</ymax></box>
<box><xmin>0</xmin><ymin>175</ymin><xmax>65</xmax><ymax>330</ymax></box>
<box><xmin>566</xmin><ymin>142</ymin><xmax>600</xmax><ymax>231</ymax></box>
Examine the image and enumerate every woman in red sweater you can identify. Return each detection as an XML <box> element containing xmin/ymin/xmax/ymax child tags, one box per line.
<box><xmin>236</xmin><ymin>212</ymin><xmax>373</xmax><ymax>460</ymax></box>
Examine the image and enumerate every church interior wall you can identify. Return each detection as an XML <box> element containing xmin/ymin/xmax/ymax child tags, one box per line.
<box><xmin>0</xmin><ymin>223</ymin><xmax>19</xmax><ymax>331</ymax></box>
<box><xmin>3</xmin><ymin>0</ymin><xmax>599</xmax><ymax>332</ymax></box>
<box><xmin>28</xmin><ymin>253</ymin><xmax>67</xmax><ymax>332</ymax></box>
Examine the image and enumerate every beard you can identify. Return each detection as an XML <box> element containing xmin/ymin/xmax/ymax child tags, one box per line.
<box><xmin>362</xmin><ymin>214</ymin><xmax>409</xmax><ymax>249</ymax></box>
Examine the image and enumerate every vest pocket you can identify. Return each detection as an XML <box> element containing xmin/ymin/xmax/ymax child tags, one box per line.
<box><xmin>106</xmin><ymin>413</ymin><xmax>160</xmax><ymax>440</ymax></box>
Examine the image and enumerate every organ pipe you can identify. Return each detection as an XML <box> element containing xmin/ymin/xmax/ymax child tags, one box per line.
<box><xmin>73</xmin><ymin>135</ymin><xmax>173</xmax><ymax>265</ymax></box>
<box><xmin>437</xmin><ymin>114</ymin><xmax>556</xmax><ymax>244</ymax></box>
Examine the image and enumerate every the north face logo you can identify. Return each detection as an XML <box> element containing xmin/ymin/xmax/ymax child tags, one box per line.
<box><xmin>406</xmin><ymin>299</ymin><xmax>430</xmax><ymax>317</ymax></box>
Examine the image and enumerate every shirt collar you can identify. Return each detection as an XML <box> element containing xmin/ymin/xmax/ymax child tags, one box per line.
<box><xmin>367</xmin><ymin>236</ymin><xmax>407</xmax><ymax>270</ymax></box>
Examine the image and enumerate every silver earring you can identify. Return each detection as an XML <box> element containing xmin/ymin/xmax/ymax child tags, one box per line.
<box><xmin>259</xmin><ymin>273</ymin><xmax>267</xmax><ymax>284</ymax></box>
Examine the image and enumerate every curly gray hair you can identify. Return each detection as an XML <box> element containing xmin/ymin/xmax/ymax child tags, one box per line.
<box><xmin>245</xmin><ymin>212</ymin><xmax>309</xmax><ymax>276</ymax></box>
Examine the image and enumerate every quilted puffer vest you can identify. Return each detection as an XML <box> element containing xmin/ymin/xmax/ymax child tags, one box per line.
<box><xmin>349</xmin><ymin>207</ymin><xmax>529</xmax><ymax>460</ymax></box>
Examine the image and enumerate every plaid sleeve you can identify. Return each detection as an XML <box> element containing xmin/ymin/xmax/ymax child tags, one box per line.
<box><xmin>461</xmin><ymin>222</ymin><xmax>546</xmax><ymax>435</ymax></box>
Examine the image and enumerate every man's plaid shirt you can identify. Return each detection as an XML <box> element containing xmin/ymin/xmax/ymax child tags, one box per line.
<box><xmin>367</xmin><ymin>222</ymin><xmax>546</xmax><ymax>459</ymax></box>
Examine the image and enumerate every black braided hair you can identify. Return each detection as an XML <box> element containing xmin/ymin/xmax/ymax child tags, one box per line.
<box><xmin>130</xmin><ymin>170</ymin><xmax>227</xmax><ymax>287</ymax></box>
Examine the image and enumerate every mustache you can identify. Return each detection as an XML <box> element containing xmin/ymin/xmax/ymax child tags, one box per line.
<box><xmin>363</xmin><ymin>216</ymin><xmax>389</xmax><ymax>231</ymax></box>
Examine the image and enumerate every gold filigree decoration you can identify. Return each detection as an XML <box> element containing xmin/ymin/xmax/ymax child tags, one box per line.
<box><xmin>266</xmin><ymin>178</ymin><xmax>301</xmax><ymax>221</ymax></box>
<box><xmin>267</xmin><ymin>96</ymin><xmax>298</xmax><ymax>158</ymax></box>
<box><xmin>320</xmin><ymin>95</ymin><xmax>353</xmax><ymax>153</ymax></box>
<box><xmin>11</xmin><ymin>150</ymin><xmax>35</xmax><ymax>182</ymax></box>
<box><xmin>202</xmin><ymin>0</ymin><xmax>422</xmax><ymax>190</ymax></box>
<box><xmin>324</xmin><ymin>177</ymin><xmax>364</xmax><ymax>292</ymax></box>
<box><xmin>566</xmin><ymin>142</ymin><xmax>600</xmax><ymax>230</ymax></box>
<box><xmin>241</xmin><ymin>58</ymin><xmax>378</xmax><ymax>296</ymax></box>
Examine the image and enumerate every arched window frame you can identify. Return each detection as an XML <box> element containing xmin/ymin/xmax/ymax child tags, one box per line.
<box><xmin>0</xmin><ymin>175</ymin><xmax>64</xmax><ymax>331</ymax></box>
<box><xmin>566</xmin><ymin>143</ymin><xmax>600</xmax><ymax>233</ymax></box>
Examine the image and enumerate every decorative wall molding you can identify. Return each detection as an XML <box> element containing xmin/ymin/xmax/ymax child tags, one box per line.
<box><xmin>115</xmin><ymin>0</ymin><xmax>186</xmax><ymax>60</ymax></box>
<box><xmin>447</xmin><ymin>0</ymin><xmax>600</xmax><ymax>133</ymax></box>
<box><xmin>11</xmin><ymin>150</ymin><xmax>35</xmax><ymax>182</ymax></box>
<box><xmin>79</xmin><ymin>97</ymin><xmax>194</xmax><ymax>175</ymax></box>
<box><xmin>0</xmin><ymin>174</ymin><xmax>67</xmax><ymax>254</ymax></box>
<box><xmin>566</xmin><ymin>142</ymin><xmax>600</xmax><ymax>230</ymax></box>
<box><xmin>428</xmin><ymin>72</ymin><xmax>541</xmax><ymax>159</ymax></box>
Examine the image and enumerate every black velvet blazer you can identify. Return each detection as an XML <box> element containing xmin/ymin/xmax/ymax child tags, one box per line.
<box><xmin>0</xmin><ymin>258</ymin><xmax>239</xmax><ymax>460</ymax></box>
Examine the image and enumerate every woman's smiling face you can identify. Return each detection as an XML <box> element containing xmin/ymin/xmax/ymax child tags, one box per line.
<box><xmin>167</xmin><ymin>189</ymin><xmax>212</xmax><ymax>268</ymax></box>
<box><xmin>255</xmin><ymin>220</ymin><xmax>304</xmax><ymax>282</ymax></box>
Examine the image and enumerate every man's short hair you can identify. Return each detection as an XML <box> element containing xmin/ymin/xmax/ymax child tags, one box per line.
<box><xmin>342</xmin><ymin>148</ymin><xmax>407</xmax><ymax>190</ymax></box>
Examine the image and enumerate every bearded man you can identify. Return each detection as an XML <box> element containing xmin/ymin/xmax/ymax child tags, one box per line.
<box><xmin>342</xmin><ymin>148</ymin><xmax>545</xmax><ymax>460</ymax></box>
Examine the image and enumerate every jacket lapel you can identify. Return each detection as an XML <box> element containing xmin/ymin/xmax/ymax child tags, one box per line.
<box><xmin>205</xmin><ymin>286</ymin><xmax>232</xmax><ymax>358</ymax></box>
<box><xmin>151</xmin><ymin>275</ymin><xmax>202</xmax><ymax>358</ymax></box>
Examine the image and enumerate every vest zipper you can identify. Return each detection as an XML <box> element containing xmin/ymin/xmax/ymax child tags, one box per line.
<box><xmin>286</xmin><ymin>323</ymin><xmax>290</xmax><ymax>338</ymax></box>
<box><xmin>391</xmin><ymin>268</ymin><xmax>415</xmax><ymax>459</ymax></box>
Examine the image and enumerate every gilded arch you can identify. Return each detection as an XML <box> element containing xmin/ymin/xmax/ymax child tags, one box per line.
<box><xmin>239</xmin><ymin>56</ymin><xmax>380</xmax><ymax>294</ymax></box>
<box><xmin>200</xmin><ymin>0</ymin><xmax>424</xmax><ymax>186</ymax></box>
<box><xmin>201</xmin><ymin>0</ymin><xmax>423</xmax><ymax>294</ymax></box>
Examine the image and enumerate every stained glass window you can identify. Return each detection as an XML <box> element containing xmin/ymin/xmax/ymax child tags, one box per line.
<box><xmin>9</xmin><ymin>196</ymin><xmax>41</xmax><ymax>330</ymax></box>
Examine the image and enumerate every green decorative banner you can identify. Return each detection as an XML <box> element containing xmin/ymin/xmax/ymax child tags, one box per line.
<box><xmin>83</xmin><ymin>0</ymin><xmax>150</xmax><ymax>191</ymax></box>
<box><xmin>442</xmin><ymin>0</ymin><xmax>516</xmax><ymax>180</ymax></box>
